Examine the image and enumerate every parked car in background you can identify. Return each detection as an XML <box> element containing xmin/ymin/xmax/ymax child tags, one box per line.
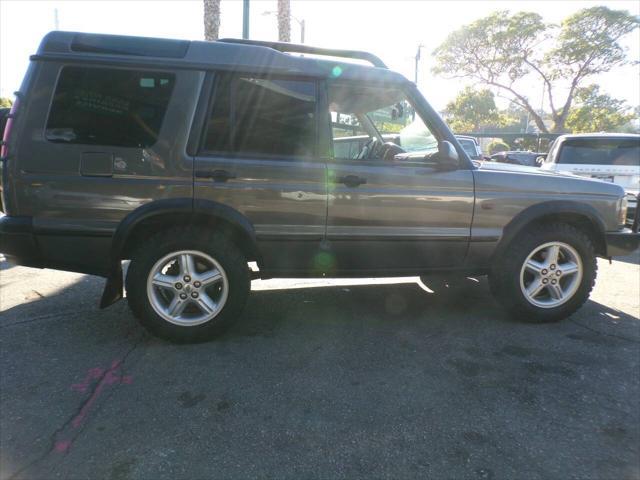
<box><xmin>1</xmin><ymin>32</ymin><xmax>638</xmax><ymax>342</ymax></box>
<box><xmin>491</xmin><ymin>150</ymin><xmax>546</xmax><ymax>167</ymax></box>
<box><xmin>455</xmin><ymin>135</ymin><xmax>484</xmax><ymax>160</ymax></box>
<box><xmin>541</xmin><ymin>134</ymin><xmax>640</xmax><ymax>226</ymax></box>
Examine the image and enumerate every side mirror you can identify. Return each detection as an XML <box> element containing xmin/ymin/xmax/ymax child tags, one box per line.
<box><xmin>427</xmin><ymin>140</ymin><xmax>459</xmax><ymax>170</ymax></box>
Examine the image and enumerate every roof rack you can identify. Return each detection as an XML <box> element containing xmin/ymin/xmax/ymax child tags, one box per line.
<box><xmin>217</xmin><ymin>39</ymin><xmax>388</xmax><ymax>69</ymax></box>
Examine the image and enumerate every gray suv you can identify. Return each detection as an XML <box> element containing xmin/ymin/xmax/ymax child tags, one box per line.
<box><xmin>1</xmin><ymin>32</ymin><xmax>638</xmax><ymax>342</ymax></box>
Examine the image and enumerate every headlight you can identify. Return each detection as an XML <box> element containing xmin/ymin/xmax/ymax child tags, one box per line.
<box><xmin>618</xmin><ymin>196</ymin><xmax>628</xmax><ymax>226</ymax></box>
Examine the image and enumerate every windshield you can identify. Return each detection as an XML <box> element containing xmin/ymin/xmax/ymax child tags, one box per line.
<box><xmin>558</xmin><ymin>138</ymin><xmax>640</xmax><ymax>166</ymax></box>
<box><xmin>397</xmin><ymin>118</ymin><xmax>438</xmax><ymax>153</ymax></box>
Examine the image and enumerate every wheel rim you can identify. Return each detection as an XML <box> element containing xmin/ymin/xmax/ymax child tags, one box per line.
<box><xmin>146</xmin><ymin>250</ymin><xmax>229</xmax><ymax>326</ymax></box>
<box><xmin>519</xmin><ymin>241</ymin><xmax>583</xmax><ymax>309</ymax></box>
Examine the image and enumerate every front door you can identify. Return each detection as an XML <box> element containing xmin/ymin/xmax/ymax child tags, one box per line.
<box><xmin>323</xmin><ymin>81</ymin><xmax>474</xmax><ymax>275</ymax></box>
<box><xmin>193</xmin><ymin>73</ymin><xmax>327</xmax><ymax>275</ymax></box>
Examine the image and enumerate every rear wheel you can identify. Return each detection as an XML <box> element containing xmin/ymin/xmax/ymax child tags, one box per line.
<box><xmin>489</xmin><ymin>223</ymin><xmax>597</xmax><ymax>323</ymax></box>
<box><xmin>126</xmin><ymin>227</ymin><xmax>250</xmax><ymax>342</ymax></box>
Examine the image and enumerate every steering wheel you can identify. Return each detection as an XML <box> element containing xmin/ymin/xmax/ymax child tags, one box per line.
<box><xmin>381</xmin><ymin>142</ymin><xmax>405</xmax><ymax>161</ymax></box>
<box><xmin>357</xmin><ymin>137</ymin><xmax>381</xmax><ymax>160</ymax></box>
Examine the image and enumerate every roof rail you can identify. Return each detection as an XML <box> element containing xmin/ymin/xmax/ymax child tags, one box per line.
<box><xmin>217</xmin><ymin>38</ymin><xmax>388</xmax><ymax>69</ymax></box>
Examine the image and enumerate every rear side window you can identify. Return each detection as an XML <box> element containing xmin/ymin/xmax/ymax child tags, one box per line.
<box><xmin>46</xmin><ymin>66</ymin><xmax>175</xmax><ymax>148</ymax></box>
<box><xmin>559</xmin><ymin>138</ymin><xmax>640</xmax><ymax>166</ymax></box>
<box><xmin>202</xmin><ymin>75</ymin><xmax>317</xmax><ymax>158</ymax></box>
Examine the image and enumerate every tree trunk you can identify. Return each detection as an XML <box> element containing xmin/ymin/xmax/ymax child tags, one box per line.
<box><xmin>203</xmin><ymin>0</ymin><xmax>221</xmax><ymax>41</ymax></box>
<box><xmin>277</xmin><ymin>0</ymin><xmax>291</xmax><ymax>42</ymax></box>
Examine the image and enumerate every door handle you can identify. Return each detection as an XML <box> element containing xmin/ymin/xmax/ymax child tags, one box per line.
<box><xmin>336</xmin><ymin>175</ymin><xmax>367</xmax><ymax>187</ymax></box>
<box><xmin>195</xmin><ymin>169</ymin><xmax>237</xmax><ymax>182</ymax></box>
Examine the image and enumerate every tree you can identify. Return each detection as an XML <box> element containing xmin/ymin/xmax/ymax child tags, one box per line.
<box><xmin>433</xmin><ymin>7</ymin><xmax>639</xmax><ymax>133</ymax></box>
<box><xmin>443</xmin><ymin>87</ymin><xmax>501</xmax><ymax>132</ymax></box>
<box><xmin>0</xmin><ymin>97</ymin><xmax>12</xmax><ymax>108</ymax></box>
<box><xmin>565</xmin><ymin>84</ymin><xmax>634</xmax><ymax>133</ymax></box>
<box><xmin>277</xmin><ymin>0</ymin><xmax>291</xmax><ymax>42</ymax></box>
<box><xmin>486</xmin><ymin>139</ymin><xmax>510</xmax><ymax>154</ymax></box>
<box><xmin>203</xmin><ymin>0</ymin><xmax>221</xmax><ymax>41</ymax></box>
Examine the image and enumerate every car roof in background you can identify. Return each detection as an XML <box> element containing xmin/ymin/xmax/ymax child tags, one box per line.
<box><xmin>35</xmin><ymin>31</ymin><xmax>410</xmax><ymax>86</ymax></box>
<box><xmin>556</xmin><ymin>133</ymin><xmax>640</xmax><ymax>142</ymax></box>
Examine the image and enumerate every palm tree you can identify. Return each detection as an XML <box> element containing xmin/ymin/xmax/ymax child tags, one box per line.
<box><xmin>203</xmin><ymin>0</ymin><xmax>221</xmax><ymax>41</ymax></box>
<box><xmin>277</xmin><ymin>0</ymin><xmax>291</xmax><ymax>42</ymax></box>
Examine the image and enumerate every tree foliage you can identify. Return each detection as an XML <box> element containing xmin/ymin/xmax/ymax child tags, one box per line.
<box><xmin>565</xmin><ymin>84</ymin><xmax>634</xmax><ymax>133</ymax></box>
<box><xmin>486</xmin><ymin>139</ymin><xmax>510</xmax><ymax>154</ymax></box>
<box><xmin>433</xmin><ymin>7</ymin><xmax>639</xmax><ymax>133</ymax></box>
<box><xmin>443</xmin><ymin>87</ymin><xmax>501</xmax><ymax>132</ymax></box>
<box><xmin>0</xmin><ymin>97</ymin><xmax>13</xmax><ymax>108</ymax></box>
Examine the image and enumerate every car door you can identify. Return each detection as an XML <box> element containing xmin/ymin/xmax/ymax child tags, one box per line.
<box><xmin>322</xmin><ymin>80</ymin><xmax>474</xmax><ymax>274</ymax></box>
<box><xmin>192</xmin><ymin>73</ymin><xmax>327</xmax><ymax>275</ymax></box>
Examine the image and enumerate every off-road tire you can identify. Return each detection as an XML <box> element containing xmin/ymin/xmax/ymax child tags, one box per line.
<box><xmin>489</xmin><ymin>222</ymin><xmax>597</xmax><ymax>323</ymax></box>
<box><xmin>126</xmin><ymin>227</ymin><xmax>250</xmax><ymax>342</ymax></box>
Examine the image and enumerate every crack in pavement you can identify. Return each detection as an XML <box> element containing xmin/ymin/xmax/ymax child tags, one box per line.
<box><xmin>570</xmin><ymin>319</ymin><xmax>640</xmax><ymax>344</ymax></box>
<box><xmin>6</xmin><ymin>331</ymin><xmax>147</xmax><ymax>480</ymax></box>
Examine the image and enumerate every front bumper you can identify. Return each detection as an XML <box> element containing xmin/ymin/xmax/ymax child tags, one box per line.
<box><xmin>606</xmin><ymin>229</ymin><xmax>640</xmax><ymax>257</ymax></box>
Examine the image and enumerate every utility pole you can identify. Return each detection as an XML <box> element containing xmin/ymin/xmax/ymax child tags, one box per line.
<box><xmin>54</xmin><ymin>8</ymin><xmax>59</xmax><ymax>30</ymax></box>
<box><xmin>414</xmin><ymin>44</ymin><xmax>424</xmax><ymax>85</ymax></box>
<box><xmin>242</xmin><ymin>0</ymin><xmax>250</xmax><ymax>39</ymax></box>
<box><xmin>299</xmin><ymin>18</ymin><xmax>305</xmax><ymax>44</ymax></box>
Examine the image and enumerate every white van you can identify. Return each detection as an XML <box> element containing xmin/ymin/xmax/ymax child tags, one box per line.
<box><xmin>541</xmin><ymin>134</ymin><xmax>640</xmax><ymax>226</ymax></box>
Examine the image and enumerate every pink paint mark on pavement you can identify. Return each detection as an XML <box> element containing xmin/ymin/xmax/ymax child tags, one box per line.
<box><xmin>54</xmin><ymin>440</ymin><xmax>71</xmax><ymax>453</ymax></box>
<box><xmin>54</xmin><ymin>359</ymin><xmax>133</xmax><ymax>454</ymax></box>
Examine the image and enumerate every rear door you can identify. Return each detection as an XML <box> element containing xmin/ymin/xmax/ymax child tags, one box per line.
<box><xmin>192</xmin><ymin>73</ymin><xmax>327</xmax><ymax>275</ymax></box>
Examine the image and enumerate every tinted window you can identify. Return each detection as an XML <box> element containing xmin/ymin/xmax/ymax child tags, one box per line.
<box><xmin>202</xmin><ymin>76</ymin><xmax>317</xmax><ymax>158</ymax></box>
<box><xmin>46</xmin><ymin>67</ymin><xmax>174</xmax><ymax>148</ymax></box>
<box><xmin>558</xmin><ymin>138</ymin><xmax>640</xmax><ymax>166</ymax></box>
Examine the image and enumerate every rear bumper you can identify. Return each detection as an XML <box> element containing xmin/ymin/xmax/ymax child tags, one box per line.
<box><xmin>0</xmin><ymin>215</ymin><xmax>42</xmax><ymax>267</ymax></box>
<box><xmin>606</xmin><ymin>229</ymin><xmax>640</xmax><ymax>257</ymax></box>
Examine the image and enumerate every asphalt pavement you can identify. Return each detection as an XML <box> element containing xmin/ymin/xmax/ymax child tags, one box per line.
<box><xmin>1</xmin><ymin>254</ymin><xmax>639</xmax><ymax>479</ymax></box>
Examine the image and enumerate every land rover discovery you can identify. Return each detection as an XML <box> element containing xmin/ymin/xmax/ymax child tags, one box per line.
<box><xmin>1</xmin><ymin>32</ymin><xmax>638</xmax><ymax>342</ymax></box>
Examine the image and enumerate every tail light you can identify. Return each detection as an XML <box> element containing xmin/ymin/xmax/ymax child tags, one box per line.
<box><xmin>1</xmin><ymin>95</ymin><xmax>20</xmax><ymax>159</ymax></box>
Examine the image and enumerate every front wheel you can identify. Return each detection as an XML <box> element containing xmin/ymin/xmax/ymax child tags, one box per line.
<box><xmin>489</xmin><ymin>223</ymin><xmax>597</xmax><ymax>323</ymax></box>
<box><xmin>126</xmin><ymin>227</ymin><xmax>250</xmax><ymax>342</ymax></box>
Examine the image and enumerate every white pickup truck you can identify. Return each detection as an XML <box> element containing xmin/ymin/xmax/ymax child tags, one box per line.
<box><xmin>540</xmin><ymin>133</ymin><xmax>640</xmax><ymax>227</ymax></box>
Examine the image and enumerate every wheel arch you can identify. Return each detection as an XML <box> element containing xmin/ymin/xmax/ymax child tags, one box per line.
<box><xmin>114</xmin><ymin>198</ymin><xmax>260</xmax><ymax>262</ymax></box>
<box><xmin>495</xmin><ymin>201</ymin><xmax>607</xmax><ymax>258</ymax></box>
<box><xmin>100</xmin><ymin>198</ymin><xmax>261</xmax><ymax>309</ymax></box>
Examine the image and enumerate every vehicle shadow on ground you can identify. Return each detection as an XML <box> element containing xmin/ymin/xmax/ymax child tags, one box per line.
<box><xmin>1</xmin><ymin>273</ymin><xmax>637</xmax><ymax>341</ymax></box>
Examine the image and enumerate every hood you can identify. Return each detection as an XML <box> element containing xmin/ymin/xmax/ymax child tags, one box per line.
<box><xmin>473</xmin><ymin>160</ymin><xmax>625</xmax><ymax>198</ymax></box>
<box><xmin>477</xmin><ymin>161</ymin><xmax>568</xmax><ymax>176</ymax></box>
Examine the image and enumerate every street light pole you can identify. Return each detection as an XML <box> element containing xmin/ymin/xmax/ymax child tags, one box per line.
<box><xmin>242</xmin><ymin>0</ymin><xmax>250</xmax><ymax>39</ymax></box>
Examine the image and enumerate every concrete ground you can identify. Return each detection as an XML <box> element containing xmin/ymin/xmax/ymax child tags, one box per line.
<box><xmin>1</xmin><ymin>254</ymin><xmax>639</xmax><ymax>480</ymax></box>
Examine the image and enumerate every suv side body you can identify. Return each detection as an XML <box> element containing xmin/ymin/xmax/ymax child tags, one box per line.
<box><xmin>1</xmin><ymin>32</ymin><xmax>638</xmax><ymax>342</ymax></box>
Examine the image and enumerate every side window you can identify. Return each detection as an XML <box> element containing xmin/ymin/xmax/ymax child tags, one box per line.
<box><xmin>328</xmin><ymin>82</ymin><xmax>437</xmax><ymax>161</ymax></box>
<box><xmin>46</xmin><ymin>66</ymin><xmax>175</xmax><ymax>148</ymax></box>
<box><xmin>202</xmin><ymin>75</ymin><xmax>317</xmax><ymax>158</ymax></box>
